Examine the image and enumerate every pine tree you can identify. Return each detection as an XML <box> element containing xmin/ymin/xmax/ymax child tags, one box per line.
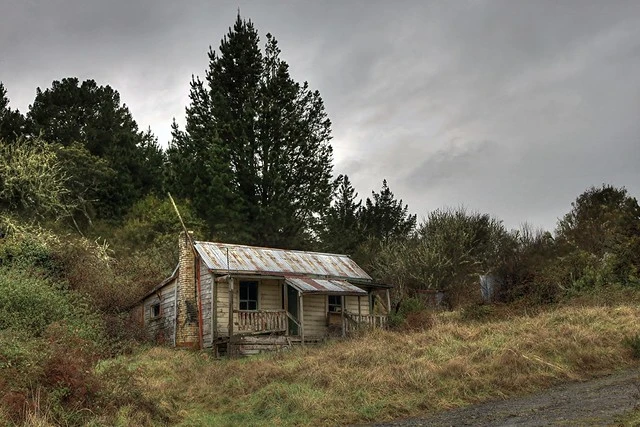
<box><xmin>168</xmin><ymin>14</ymin><xmax>333</xmax><ymax>248</ymax></box>
<box><xmin>360</xmin><ymin>179</ymin><xmax>417</xmax><ymax>242</ymax></box>
<box><xmin>0</xmin><ymin>82</ymin><xmax>27</xmax><ymax>142</ymax></box>
<box><xmin>321</xmin><ymin>175</ymin><xmax>363</xmax><ymax>254</ymax></box>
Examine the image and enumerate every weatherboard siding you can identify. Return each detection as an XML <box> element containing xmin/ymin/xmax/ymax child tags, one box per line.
<box><xmin>143</xmin><ymin>279</ymin><xmax>177</xmax><ymax>345</ymax></box>
<box><xmin>259</xmin><ymin>279</ymin><xmax>282</xmax><ymax>310</ymax></box>
<box><xmin>199</xmin><ymin>260</ymin><xmax>214</xmax><ymax>348</ymax></box>
<box><xmin>302</xmin><ymin>294</ymin><xmax>328</xmax><ymax>337</ymax></box>
<box><xmin>215</xmin><ymin>278</ymin><xmax>283</xmax><ymax>337</ymax></box>
<box><xmin>345</xmin><ymin>295</ymin><xmax>370</xmax><ymax>315</ymax></box>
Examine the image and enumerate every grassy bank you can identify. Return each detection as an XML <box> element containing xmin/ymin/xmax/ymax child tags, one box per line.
<box><xmin>108</xmin><ymin>297</ymin><xmax>640</xmax><ymax>426</ymax></box>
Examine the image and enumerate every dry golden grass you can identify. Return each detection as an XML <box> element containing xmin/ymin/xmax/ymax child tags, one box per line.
<box><xmin>122</xmin><ymin>299</ymin><xmax>640</xmax><ymax>426</ymax></box>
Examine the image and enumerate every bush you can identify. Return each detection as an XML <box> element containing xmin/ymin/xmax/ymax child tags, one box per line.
<box><xmin>623</xmin><ymin>334</ymin><xmax>640</xmax><ymax>359</ymax></box>
<box><xmin>52</xmin><ymin>234</ymin><xmax>168</xmax><ymax>315</ymax></box>
<box><xmin>0</xmin><ymin>267</ymin><xmax>102</xmax><ymax>339</ymax></box>
<box><xmin>460</xmin><ymin>304</ymin><xmax>494</xmax><ymax>322</ymax></box>
<box><xmin>0</xmin><ymin>137</ymin><xmax>73</xmax><ymax>219</ymax></box>
<box><xmin>0</xmin><ymin>266</ymin><xmax>157</xmax><ymax>425</ymax></box>
<box><xmin>388</xmin><ymin>297</ymin><xmax>426</xmax><ymax>328</ymax></box>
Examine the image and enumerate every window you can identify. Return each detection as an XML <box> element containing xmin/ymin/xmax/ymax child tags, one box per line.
<box><xmin>239</xmin><ymin>281</ymin><xmax>258</xmax><ymax>311</ymax></box>
<box><xmin>151</xmin><ymin>303</ymin><xmax>161</xmax><ymax>318</ymax></box>
<box><xmin>328</xmin><ymin>295</ymin><xmax>342</xmax><ymax>312</ymax></box>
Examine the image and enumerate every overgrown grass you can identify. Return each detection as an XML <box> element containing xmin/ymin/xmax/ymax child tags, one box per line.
<box><xmin>118</xmin><ymin>297</ymin><xmax>640</xmax><ymax>426</ymax></box>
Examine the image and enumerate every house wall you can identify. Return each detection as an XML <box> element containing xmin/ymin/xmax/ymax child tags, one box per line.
<box><xmin>142</xmin><ymin>279</ymin><xmax>177</xmax><ymax>345</ymax></box>
<box><xmin>345</xmin><ymin>295</ymin><xmax>370</xmax><ymax>315</ymax></box>
<box><xmin>215</xmin><ymin>278</ymin><xmax>230</xmax><ymax>337</ymax></box>
<box><xmin>300</xmin><ymin>294</ymin><xmax>370</xmax><ymax>338</ymax></box>
<box><xmin>259</xmin><ymin>279</ymin><xmax>282</xmax><ymax>310</ymax></box>
<box><xmin>302</xmin><ymin>294</ymin><xmax>327</xmax><ymax>338</ymax></box>
<box><xmin>214</xmin><ymin>278</ymin><xmax>283</xmax><ymax>337</ymax></box>
<box><xmin>208</xmin><ymin>276</ymin><xmax>371</xmax><ymax>339</ymax></box>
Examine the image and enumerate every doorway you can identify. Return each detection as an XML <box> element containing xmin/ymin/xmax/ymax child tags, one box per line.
<box><xmin>286</xmin><ymin>285</ymin><xmax>299</xmax><ymax>335</ymax></box>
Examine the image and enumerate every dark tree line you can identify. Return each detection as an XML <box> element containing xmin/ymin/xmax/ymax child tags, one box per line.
<box><xmin>0</xmin><ymin>78</ymin><xmax>165</xmax><ymax>222</ymax></box>
<box><xmin>167</xmin><ymin>15</ymin><xmax>334</xmax><ymax>248</ymax></box>
<box><xmin>0</xmin><ymin>13</ymin><xmax>417</xmax><ymax>252</ymax></box>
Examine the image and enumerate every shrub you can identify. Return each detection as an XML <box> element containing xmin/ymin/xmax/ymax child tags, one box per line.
<box><xmin>388</xmin><ymin>297</ymin><xmax>426</xmax><ymax>328</ymax></box>
<box><xmin>0</xmin><ymin>137</ymin><xmax>73</xmax><ymax>219</ymax></box>
<box><xmin>0</xmin><ymin>267</ymin><xmax>102</xmax><ymax>339</ymax></box>
<box><xmin>460</xmin><ymin>304</ymin><xmax>494</xmax><ymax>321</ymax></box>
<box><xmin>623</xmin><ymin>334</ymin><xmax>640</xmax><ymax>359</ymax></box>
<box><xmin>52</xmin><ymin>234</ymin><xmax>167</xmax><ymax>315</ymax></box>
<box><xmin>0</xmin><ymin>220</ymin><xmax>63</xmax><ymax>276</ymax></box>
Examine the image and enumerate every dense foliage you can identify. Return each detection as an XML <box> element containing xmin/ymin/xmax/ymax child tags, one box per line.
<box><xmin>0</xmin><ymin>83</ymin><xmax>27</xmax><ymax>142</ymax></box>
<box><xmin>168</xmin><ymin>15</ymin><xmax>333</xmax><ymax>248</ymax></box>
<box><xmin>27</xmin><ymin>77</ymin><xmax>165</xmax><ymax>219</ymax></box>
<box><xmin>0</xmin><ymin>137</ymin><xmax>71</xmax><ymax>219</ymax></box>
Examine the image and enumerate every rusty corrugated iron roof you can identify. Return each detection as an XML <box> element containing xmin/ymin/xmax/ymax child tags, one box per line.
<box><xmin>285</xmin><ymin>277</ymin><xmax>367</xmax><ymax>295</ymax></box>
<box><xmin>194</xmin><ymin>241</ymin><xmax>372</xmax><ymax>282</ymax></box>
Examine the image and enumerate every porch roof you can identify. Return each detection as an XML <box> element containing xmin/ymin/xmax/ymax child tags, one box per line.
<box><xmin>285</xmin><ymin>277</ymin><xmax>368</xmax><ymax>296</ymax></box>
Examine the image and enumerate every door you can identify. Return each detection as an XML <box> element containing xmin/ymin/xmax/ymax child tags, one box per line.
<box><xmin>286</xmin><ymin>284</ymin><xmax>299</xmax><ymax>336</ymax></box>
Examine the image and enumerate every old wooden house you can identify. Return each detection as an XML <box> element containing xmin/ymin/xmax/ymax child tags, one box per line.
<box><xmin>136</xmin><ymin>232</ymin><xmax>391</xmax><ymax>355</ymax></box>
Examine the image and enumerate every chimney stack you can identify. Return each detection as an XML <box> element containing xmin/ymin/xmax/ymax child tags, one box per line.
<box><xmin>175</xmin><ymin>231</ymin><xmax>199</xmax><ymax>347</ymax></box>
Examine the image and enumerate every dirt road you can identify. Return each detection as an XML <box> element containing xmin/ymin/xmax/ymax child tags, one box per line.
<box><xmin>373</xmin><ymin>369</ymin><xmax>640</xmax><ymax>426</ymax></box>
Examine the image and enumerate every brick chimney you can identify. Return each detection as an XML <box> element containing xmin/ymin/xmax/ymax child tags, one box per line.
<box><xmin>175</xmin><ymin>231</ymin><xmax>199</xmax><ymax>347</ymax></box>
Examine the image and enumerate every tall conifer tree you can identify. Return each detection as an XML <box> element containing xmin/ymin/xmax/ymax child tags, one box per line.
<box><xmin>0</xmin><ymin>82</ymin><xmax>27</xmax><ymax>142</ymax></box>
<box><xmin>360</xmin><ymin>180</ymin><xmax>417</xmax><ymax>242</ymax></box>
<box><xmin>168</xmin><ymin>14</ymin><xmax>333</xmax><ymax>248</ymax></box>
<box><xmin>321</xmin><ymin>175</ymin><xmax>363</xmax><ymax>254</ymax></box>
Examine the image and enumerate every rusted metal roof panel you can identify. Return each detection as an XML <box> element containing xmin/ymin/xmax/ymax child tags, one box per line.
<box><xmin>194</xmin><ymin>241</ymin><xmax>372</xmax><ymax>282</ymax></box>
<box><xmin>285</xmin><ymin>277</ymin><xmax>367</xmax><ymax>295</ymax></box>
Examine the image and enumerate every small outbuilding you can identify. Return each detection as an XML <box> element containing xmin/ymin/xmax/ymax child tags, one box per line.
<box><xmin>134</xmin><ymin>232</ymin><xmax>391</xmax><ymax>355</ymax></box>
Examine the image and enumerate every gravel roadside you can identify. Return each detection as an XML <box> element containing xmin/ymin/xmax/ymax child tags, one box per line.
<box><xmin>370</xmin><ymin>368</ymin><xmax>640</xmax><ymax>427</ymax></box>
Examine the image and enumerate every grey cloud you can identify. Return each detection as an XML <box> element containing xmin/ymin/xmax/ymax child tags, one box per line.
<box><xmin>404</xmin><ymin>140</ymin><xmax>501</xmax><ymax>188</ymax></box>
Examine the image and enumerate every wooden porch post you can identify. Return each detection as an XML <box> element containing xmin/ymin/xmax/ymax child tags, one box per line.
<box><xmin>341</xmin><ymin>295</ymin><xmax>346</xmax><ymax>337</ymax></box>
<box><xmin>386</xmin><ymin>289</ymin><xmax>391</xmax><ymax>315</ymax></box>
<box><xmin>228</xmin><ymin>277</ymin><xmax>234</xmax><ymax>340</ymax></box>
<box><xmin>299</xmin><ymin>291</ymin><xmax>305</xmax><ymax>346</ymax></box>
<box><xmin>283</xmin><ymin>281</ymin><xmax>289</xmax><ymax>336</ymax></box>
<box><xmin>357</xmin><ymin>295</ymin><xmax>362</xmax><ymax>331</ymax></box>
<box><xmin>212</xmin><ymin>279</ymin><xmax>217</xmax><ymax>343</ymax></box>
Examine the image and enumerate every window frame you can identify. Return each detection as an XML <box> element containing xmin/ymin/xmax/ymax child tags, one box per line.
<box><xmin>150</xmin><ymin>302</ymin><xmax>161</xmax><ymax>318</ymax></box>
<box><xmin>239</xmin><ymin>280</ymin><xmax>259</xmax><ymax>311</ymax></box>
<box><xmin>327</xmin><ymin>295</ymin><xmax>343</xmax><ymax>313</ymax></box>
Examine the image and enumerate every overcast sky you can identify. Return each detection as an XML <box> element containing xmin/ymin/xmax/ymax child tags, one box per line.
<box><xmin>2</xmin><ymin>0</ymin><xmax>639</xmax><ymax>232</ymax></box>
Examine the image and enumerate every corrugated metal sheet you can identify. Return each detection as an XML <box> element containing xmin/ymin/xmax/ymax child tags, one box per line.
<box><xmin>285</xmin><ymin>277</ymin><xmax>367</xmax><ymax>295</ymax></box>
<box><xmin>194</xmin><ymin>241</ymin><xmax>372</xmax><ymax>282</ymax></box>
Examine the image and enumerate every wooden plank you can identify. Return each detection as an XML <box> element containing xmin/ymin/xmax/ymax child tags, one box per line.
<box><xmin>228</xmin><ymin>277</ymin><xmax>234</xmax><ymax>341</ymax></box>
<box><xmin>341</xmin><ymin>295</ymin><xmax>346</xmax><ymax>337</ymax></box>
<box><xmin>259</xmin><ymin>280</ymin><xmax>281</xmax><ymax>310</ymax></box>
<box><xmin>172</xmin><ymin>286</ymin><xmax>178</xmax><ymax>346</ymax></box>
<box><xmin>283</xmin><ymin>283</ymin><xmax>289</xmax><ymax>336</ymax></box>
<box><xmin>299</xmin><ymin>291</ymin><xmax>304</xmax><ymax>346</ymax></box>
<box><xmin>301</xmin><ymin>294</ymin><xmax>328</xmax><ymax>337</ymax></box>
<box><xmin>386</xmin><ymin>289</ymin><xmax>391</xmax><ymax>315</ymax></box>
<box><xmin>212</xmin><ymin>277</ymin><xmax>218</xmax><ymax>342</ymax></box>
